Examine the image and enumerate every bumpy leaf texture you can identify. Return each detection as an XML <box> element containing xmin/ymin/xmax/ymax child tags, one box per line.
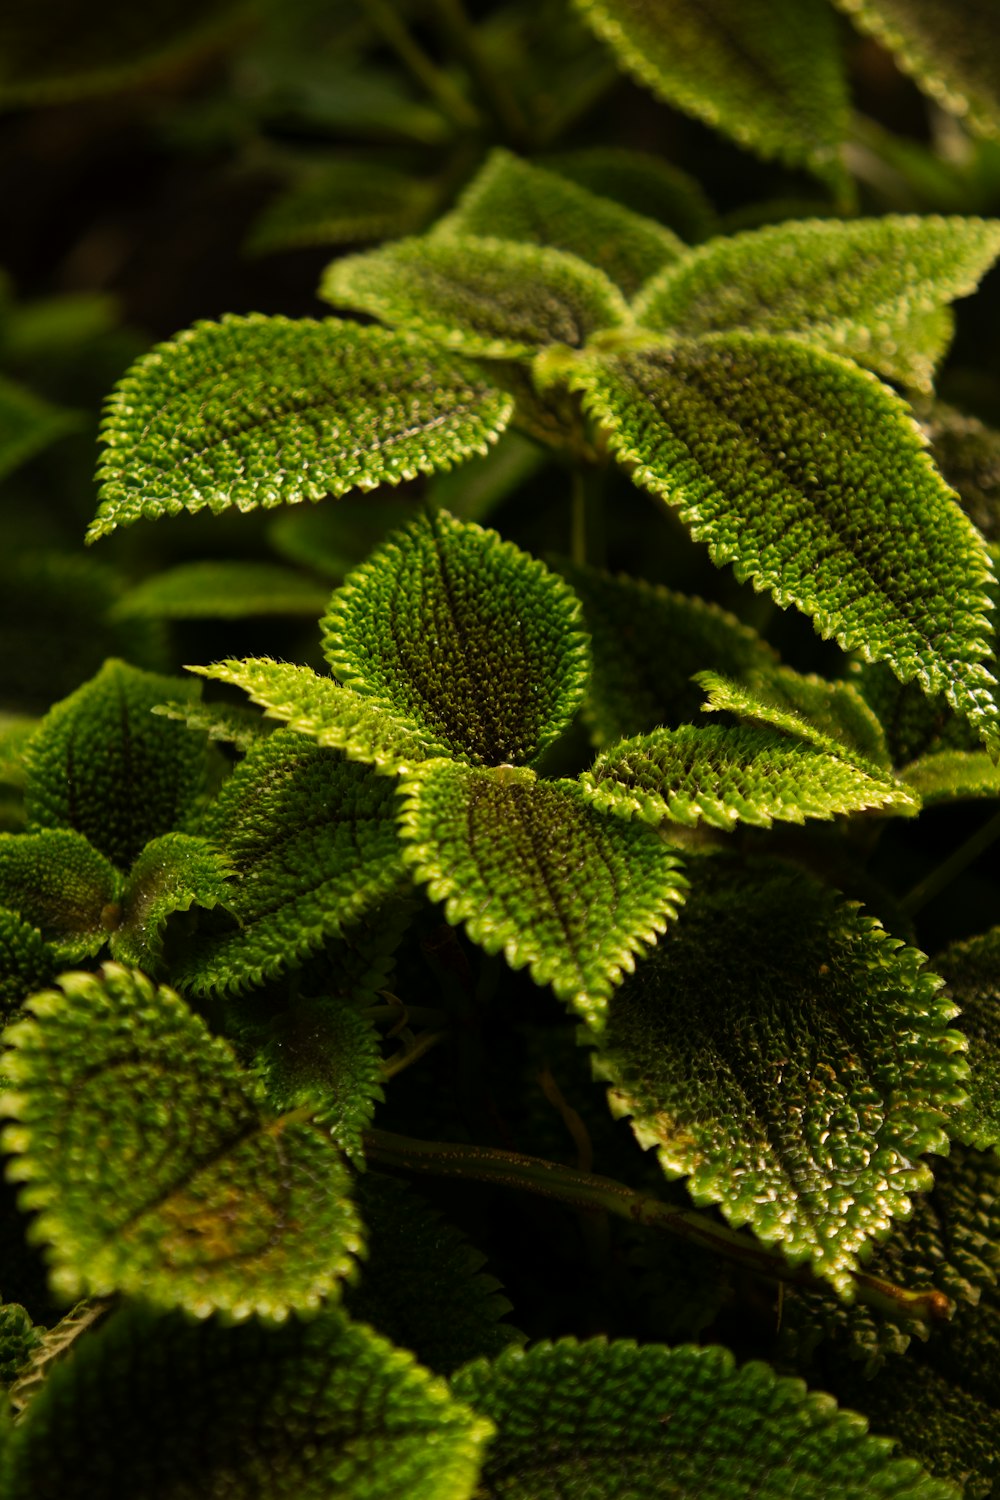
<box><xmin>110</xmin><ymin>832</ymin><xmax>232</xmax><ymax>973</ymax></box>
<box><xmin>934</xmin><ymin>928</ymin><xmax>1000</xmax><ymax>1148</ymax></box>
<box><xmin>0</xmin><ymin>375</ymin><xmax>77</xmax><ymax>480</ymax></box>
<box><xmin>321</xmin><ymin>235</ymin><xmax>630</xmax><ymax>357</ymax></box>
<box><xmin>568</xmin><ymin>334</ymin><xmax>999</xmax><ymax>747</ymax></box>
<box><xmin>571</xmin><ymin>0</ymin><xmax>850</xmax><ymax>184</ymax></box>
<box><xmin>696</xmin><ymin>669</ymin><xmax>893</xmax><ymax>768</ymax></box>
<box><xmin>451</xmin><ymin>1338</ymin><xmax>956</xmax><ymax>1499</ymax></box>
<box><xmin>543</xmin><ymin>146</ymin><xmax>719</xmax><ymax>243</ymax></box>
<box><xmin>902</xmin><ymin>748</ymin><xmax>1000</xmax><ymax>804</ymax></box>
<box><xmin>247</xmin><ymin>158</ymin><xmax>436</xmax><ymax>256</ymax></box>
<box><xmin>323</xmin><ymin>509</ymin><xmax>590</xmax><ymax>767</ymax></box>
<box><xmin>592</xmin><ymin>858</ymin><xmax>968</xmax><ymax>1291</ymax></box>
<box><xmin>90</xmin><ymin>316</ymin><xmax>513</xmax><ymax>540</ymax></box>
<box><xmin>634</xmin><ymin>216</ymin><xmax>1000</xmax><ymax>392</ymax></box>
<box><xmin>113</xmin><ymin>561</ymin><xmax>329</xmax><ymax>620</ymax></box>
<box><xmin>398</xmin><ymin>760</ymin><xmax>686</xmax><ymax>1027</ymax></box>
<box><xmin>436</xmin><ymin>149</ymin><xmax>685</xmax><ymax>298</ymax></box>
<box><xmin>0</xmin><ymin>909</ymin><xmax>54</xmax><ymax>1022</ymax></box>
<box><xmin>5</xmin><ymin>1303</ymin><xmax>491</xmax><ymax>1500</ymax></box>
<box><xmin>0</xmin><ymin>830</ymin><xmax>120</xmax><ymax>962</ymax></box>
<box><xmin>0</xmin><ymin>965</ymin><xmax>362</xmax><ymax>1318</ymax></box>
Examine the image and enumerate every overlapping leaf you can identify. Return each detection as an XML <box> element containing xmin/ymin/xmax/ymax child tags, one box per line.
<box><xmin>571</xmin><ymin>0</ymin><xmax>850</xmax><ymax>184</ymax></box>
<box><xmin>592</xmin><ymin>859</ymin><xmax>968</xmax><ymax>1291</ymax></box>
<box><xmin>110</xmin><ymin>833</ymin><xmax>232</xmax><ymax>973</ymax></box>
<box><xmin>0</xmin><ymin>831</ymin><xmax>120</xmax><ymax>963</ymax></box>
<box><xmin>0</xmin><ymin>376</ymin><xmax>78</xmax><ymax>481</ymax></box>
<box><xmin>852</xmin><ymin>659</ymin><xmax>979</xmax><ymax>765</ymax></box>
<box><xmin>902</xmin><ymin>749</ymin><xmax>1000</xmax><ymax>803</ymax></box>
<box><xmin>323</xmin><ymin>509</ymin><xmax>590</xmax><ymax>767</ymax></box>
<box><xmin>247</xmin><ymin>158</ymin><xmax>436</xmax><ymax>256</ymax></box>
<box><xmin>451</xmin><ymin>1338</ymin><xmax>957</xmax><ymax>1499</ymax></box>
<box><xmin>567</xmin><ymin>334</ymin><xmax>999</xmax><ymax>747</ymax></box>
<box><xmin>398</xmin><ymin>760</ymin><xmax>686</xmax><ymax>1027</ymax></box>
<box><xmin>0</xmin><ymin>910</ymin><xmax>54</xmax><ymax>1024</ymax></box>
<box><xmin>322</xmin><ymin>235</ymin><xmax>630</xmax><ymax>359</ymax></box>
<box><xmin>435</xmin><ymin>149</ymin><xmax>684</xmax><ymax>298</ymax></box>
<box><xmin>90</xmin><ymin>316</ymin><xmax>513</xmax><ymax>540</ymax></box>
<box><xmin>542</xmin><ymin>146</ymin><xmax>718</xmax><ymax>244</ymax></box>
<box><xmin>916</xmin><ymin>399</ymin><xmax>1000</xmax><ymax>543</ymax></box>
<box><xmin>5</xmin><ymin>1303</ymin><xmax>491</xmax><ymax>1500</ymax></box>
<box><xmin>113</xmin><ymin>562</ymin><xmax>329</xmax><ymax>620</ymax></box>
<box><xmin>0</xmin><ymin>964</ymin><xmax>362</xmax><ymax>1318</ymax></box>
<box><xmin>697</xmin><ymin>669</ymin><xmax>893</xmax><ymax>768</ymax></box>
<box><xmin>933</xmin><ymin>928</ymin><xmax>1000</xmax><ymax>1148</ymax></box>
<box><xmin>634</xmin><ymin>217</ymin><xmax>1000</xmax><ymax>391</ymax></box>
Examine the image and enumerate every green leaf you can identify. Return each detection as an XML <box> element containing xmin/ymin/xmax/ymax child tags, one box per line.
<box><xmin>0</xmin><ymin>910</ymin><xmax>55</xmax><ymax>1024</ymax></box>
<box><xmin>933</xmin><ymin>928</ymin><xmax>1000</xmax><ymax>1149</ymax></box>
<box><xmin>109</xmin><ymin>832</ymin><xmax>233</xmax><ymax>973</ymax></box>
<box><xmin>0</xmin><ymin>964</ymin><xmax>362</xmax><ymax>1317</ymax></box>
<box><xmin>0</xmin><ymin>376</ymin><xmax>78</xmax><ymax>481</ymax></box>
<box><xmin>542</xmin><ymin>146</ymin><xmax>719</xmax><ymax>244</ymax></box>
<box><xmin>6</xmin><ymin>1303</ymin><xmax>491</xmax><ymax>1500</ymax></box>
<box><xmin>435</xmin><ymin>149</ymin><xmax>685</xmax><ymax>298</ymax></box>
<box><xmin>831</xmin><ymin>0</ymin><xmax>1000</xmax><ymax>142</ymax></box>
<box><xmin>112</xmin><ymin>561</ymin><xmax>330</xmax><ymax>620</ymax></box>
<box><xmin>269</xmin><ymin>493</ymin><xmax>426</xmax><ymax>579</ymax></box>
<box><xmin>151</xmin><ymin>696</ymin><xmax>270</xmax><ymax>752</ymax></box>
<box><xmin>0</xmin><ymin>831</ymin><xmax>121</xmax><ymax>963</ymax></box>
<box><xmin>6</xmin><ymin>1301</ymin><xmax>113</xmax><ymax>1418</ymax></box>
<box><xmin>89</xmin><ymin>315</ymin><xmax>513</xmax><ymax>541</ymax></box>
<box><xmin>566</xmin><ymin>334</ymin><xmax>999</xmax><ymax>747</ymax></box>
<box><xmin>696</xmin><ymin>669</ymin><xmax>894</xmax><ymax>770</ymax></box>
<box><xmin>902</xmin><ymin>749</ymin><xmax>1000</xmax><ymax>803</ymax></box>
<box><xmin>347</xmin><ymin>1173</ymin><xmax>523</xmax><ymax>1375</ymax></box>
<box><xmin>592</xmin><ymin>858</ymin><xmax>968</xmax><ymax>1291</ymax></box>
<box><xmin>0</xmin><ymin>719</ymin><xmax>35</xmax><ymax>791</ymax></box>
<box><xmin>451</xmin><ymin>1338</ymin><xmax>957</xmax><ymax>1499</ymax></box>
<box><xmin>321</xmin><ymin>236</ymin><xmax>630</xmax><ymax>357</ymax></box>
<box><xmin>174</xmin><ymin>731</ymin><xmax>407</xmax><ymax>995</ymax></box>
<box><xmin>915</xmin><ymin>398</ymin><xmax>1000</xmax><ymax>543</ymax></box>
<box><xmin>247</xmin><ymin>158</ymin><xmax>437</xmax><ymax>256</ymax></box>
<box><xmin>580</xmin><ymin>723</ymin><xmax>916</xmax><ymax>831</ymax></box>
<box><xmin>0</xmin><ymin>1304</ymin><xmax>39</xmax><ymax>1389</ymax></box>
<box><xmin>398</xmin><ymin>760</ymin><xmax>686</xmax><ymax>1028</ymax></box>
<box><xmin>323</xmin><ymin>510</ymin><xmax>590</xmax><ymax>768</ymax></box>
<box><xmin>571</xmin><ymin>0</ymin><xmax>850</xmax><ymax>185</ymax></box>
<box><xmin>25</xmin><ymin>659</ymin><xmax>210</xmax><ymax>871</ymax></box>
<box><xmin>851</xmin><ymin>658</ymin><xmax>979</xmax><ymax>765</ymax></box>
<box><xmin>634</xmin><ymin>216</ymin><xmax>1000</xmax><ymax>392</ymax></box>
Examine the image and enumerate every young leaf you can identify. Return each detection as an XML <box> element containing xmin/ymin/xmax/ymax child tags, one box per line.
<box><xmin>5</xmin><ymin>1302</ymin><xmax>491</xmax><ymax>1500</ymax></box>
<box><xmin>112</xmin><ymin>561</ymin><xmax>329</xmax><ymax>620</ymax></box>
<box><xmin>542</xmin><ymin>146</ymin><xmax>719</xmax><ymax>244</ymax></box>
<box><xmin>109</xmin><ymin>832</ymin><xmax>232</xmax><ymax>973</ymax></box>
<box><xmin>0</xmin><ymin>375</ymin><xmax>78</xmax><ymax>481</ymax></box>
<box><xmin>25</xmin><ymin>659</ymin><xmax>210</xmax><ymax>871</ymax></box>
<box><xmin>0</xmin><ymin>964</ymin><xmax>363</xmax><ymax>1318</ymax></box>
<box><xmin>174</xmin><ymin>730</ymin><xmax>407</xmax><ymax>995</ymax></box>
<box><xmin>592</xmin><ymin>859</ymin><xmax>968</xmax><ymax>1292</ymax></box>
<box><xmin>451</xmin><ymin>1338</ymin><xmax>957</xmax><ymax>1499</ymax></box>
<box><xmin>571</xmin><ymin>0</ymin><xmax>850</xmax><ymax>185</ymax></box>
<box><xmin>90</xmin><ymin>316</ymin><xmax>513</xmax><ymax>541</ymax></box>
<box><xmin>323</xmin><ymin>510</ymin><xmax>590</xmax><ymax>768</ymax></box>
<box><xmin>0</xmin><ymin>910</ymin><xmax>55</xmax><ymax>1024</ymax></box>
<box><xmin>0</xmin><ymin>831</ymin><xmax>121</xmax><ymax>963</ymax></box>
<box><xmin>397</xmin><ymin>760</ymin><xmax>686</xmax><ymax>1028</ymax></box>
<box><xmin>934</xmin><ymin>928</ymin><xmax>1000</xmax><ymax>1149</ymax></box>
<box><xmin>320</xmin><ymin>236</ymin><xmax>630</xmax><ymax>358</ymax></box>
<box><xmin>634</xmin><ymin>216</ymin><xmax>1000</xmax><ymax>392</ymax></box>
<box><xmin>902</xmin><ymin>749</ymin><xmax>1000</xmax><ymax>804</ymax></box>
<box><xmin>696</xmin><ymin>669</ymin><xmax>894</xmax><ymax>769</ymax></box>
<box><xmin>435</xmin><ymin>148</ymin><xmax>685</xmax><ymax>298</ymax></box>
<box><xmin>580</xmin><ymin>722</ymin><xmax>916</xmax><ymax>831</ymax></box>
<box><xmin>567</xmin><ymin>334</ymin><xmax>999</xmax><ymax>747</ymax></box>
<box><xmin>247</xmin><ymin>158</ymin><xmax>436</xmax><ymax>256</ymax></box>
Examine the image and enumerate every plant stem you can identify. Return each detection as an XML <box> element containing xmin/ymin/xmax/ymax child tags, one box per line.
<box><xmin>901</xmin><ymin>804</ymin><xmax>1000</xmax><ymax>917</ymax></box>
<box><xmin>430</xmin><ymin>0</ymin><xmax>527</xmax><ymax>145</ymax></box>
<box><xmin>361</xmin><ymin>0</ymin><xmax>481</xmax><ymax>132</ymax></box>
<box><xmin>362</xmin><ymin>1127</ymin><xmax>952</xmax><ymax>1329</ymax></box>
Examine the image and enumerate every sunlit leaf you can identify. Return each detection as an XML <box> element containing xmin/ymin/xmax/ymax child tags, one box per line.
<box><xmin>696</xmin><ymin>669</ymin><xmax>893</xmax><ymax>769</ymax></box>
<box><xmin>902</xmin><ymin>748</ymin><xmax>1000</xmax><ymax>803</ymax></box>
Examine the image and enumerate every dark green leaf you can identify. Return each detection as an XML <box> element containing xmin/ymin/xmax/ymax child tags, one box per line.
<box><xmin>112</xmin><ymin>561</ymin><xmax>329</xmax><ymax>620</ymax></box>
<box><xmin>90</xmin><ymin>316</ymin><xmax>513</xmax><ymax>541</ymax></box>
<box><xmin>696</xmin><ymin>669</ymin><xmax>893</xmax><ymax>770</ymax></box>
<box><xmin>566</xmin><ymin>334</ymin><xmax>999</xmax><ymax>747</ymax></box>
<box><xmin>1</xmin><ymin>964</ymin><xmax>362</xmax><ymax>1317</ymax></box>
<box><xmin>321</xmin><ymin>235</ymin><xmax>629</xmax><ymax>357</ymax></box>
<box><xmin>851</xmin><ymin>658</ymin><xmax>979</xmax><ymax>765</ymax></box>
<box><xmin>0</xmin><ymin>831</ymin><xmax>121</xmax><ymax>963</ymax></box>
<box><xmin>268</xmin><ymin>493</ymin><xmax>427</xmax><ymax>580</ymax></box>
<box><xmin>542</xmin><ymin>146</ymin><xmax>719</xmax><ymax>243</ymax></box>
<box><xmin>247</xmin><ymin>158</ymin><xmax>437</xmax><ymax>256</ymax></box>
<box><xmin>0</xmin><ymin>719</ymin><xmax>35</xmax><ymax>791</ymax></box>
<box><xmin>902</xmin><ymin>749</ymin><xmax>1000</xmax><ymax>803</ymax></box>
<box><xmin>915</xmin><ymin>398</ymin><xmax>1000</xmax><ymax>543</ymax></box>
<box><xmin>0</xmin><ymin>910</ymin><xmax>56</xmax><ymax>1024</ymax></box>
<box><xmin>109</xmin><ymin>833</ymin><xmax>233</xmax><ymax>973</ymax></box>
<box><xmin>593</xmin><ymin>859</ymin><xmax>968</xmax><ymax>1290</ymax></box>
<box><xmin>0</xmin><ymin>1303</ymin><xmax>39</xmax><ymax>1388</ymax></box>
<box><xmin>934</xmin><ymin>928</ymin><xmax>1000</xmax><ymax>1148</ymax></box>
<box><xmin>323</xmin><ymin>510</ymin><xmax>590</xmax><ymax>767</ymax></box>
<box><xmin>398</xmin><ymin>760</ymin><xmax>686</xmax><ymax>1027</ymax></box>
<box><xmin>0</xmin><ymin>376</ymin><xmax>78</xmax><ymax>481</ymax></box>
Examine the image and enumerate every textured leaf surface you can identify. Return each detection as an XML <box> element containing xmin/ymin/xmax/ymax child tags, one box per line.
<box><xmin>113</xmin><ymin>561</ymin><xmax>329</xmax><ymax>620</ymax></box>
<box><xmin>6</xmin><ymin>1302</ymin><xmax>491</xmax><ymax>1500</ymax></box>
<box><xmin>902</xmin><ymin>749</ymin><xmax>1000</xmax><ymax>804</ymax></box>
<box><xmin>90</xmin><ymin>316</ymin><xmax>513</xmax><ymax>540</ymax></box>
<box><xmin>696</xmin><ymin>669</ymin><xmax>893</xmax><ymax>769</ymax></box>
<box><xmin>831</xmin><ymin>0</ymin><xmax>1000</xmax><ymax>142</ymax></box>
<box><xmin>634</xmin><ymin>217</ymin><xmax>1000</xmax><ymax>392</ymax></box>
<box><xmin>569</xmin><ymin>334</ymin><xmax>999</xmax><ymax>745</ymax></box>
<box><xmin>0</xmin><ymin>831</ymin><xmax>120</xmax><ymax>963</ymax></box>
<box><xmin>916</xmin><ymin>398</ymin><xmax>1000</xmax><ymax>543</ymax></box>
<box><xmin>25</xmin><ymin>659</ymin><xmax>209</xmax><ymax>871</ymax></box>
<box><xmin>0</xmin><ymin>375</ymin><xmax>77</xmax><ymax>480</ymax></box>
<box><xmin>247</xmin><ymin>158</ymin><xmax>436</xmax><ymax>256</ymax></box>
<box><xmin>580</xmin><ymin>723</ymin><xmax>914</xmax><ymax>831</ymax></box>
<box><xmin>542</xmin><ymin>146</ymin><xmax>719</xmax><ymax>244</ymax></box>
<box><xmin>109</xmin><ymin>833</ymin><xmax>232</xmax><ymax>973</ymax></box>
<box><xmin>0</xmin><ymin>965</ymin><xmax>362</xmax><ymax>1317</ymax></box>
<box><xmin>321</xmin><ymin>236</ymin><xmax>629</xmax><ymax>357</ymax></box>
<box><xmin>572</xmin><ymin>0</ymin><xmax>849</xmax><ymax>182</ymax></box>
<box><xmin>0</xmin><ymin>910</ymin><xmax>54</xmax><ymax>1024</ymax></box>
<box><xmin>451</xmin><ymin>1338</ymin><xmax>956</xmax><ymax>1499</ymax></box>
<box><xmin>934</xmin><ymin>929</ymin><xmax>1000</xmax><ymax>1149</ymax></box>
<box><xmin>436</xmin><ymin>149</ymin><xmax>684</xmax><ymax>298</ymax></box>
<box><xmin>852</xmin><ymin>658</ymin><xmax>979</xmax><ymax>766</ymax></box>
<box><xmin>398</xmin><ymin>760</ymin><xmax>686</xmax><ymax>1027</ymax></box>
<box><xmin>323</xmin><ymin>510</ymin><xmax>590</xmax><ymax>767</ymax></box>
<box><xmin>175</xmin><ymin>730</ymin><xmax>406</xmax><ymax>995</ymax></box>
<box><xmin>593</xmin><ymin>859</ymin><xmax>968</xmax><ymax>1290</ymax></box>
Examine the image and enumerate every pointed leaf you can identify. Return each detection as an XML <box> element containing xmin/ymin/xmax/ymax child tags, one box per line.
<box><xmin>174</xmin><ymin>730</ymin><xmax>407</xmax><ymax>996</ymax></box>
<box><xmin>323</xmin><ymin>510</ymin><xmax>590</xmax><ymax>768</ymax></box>
<box><xmin>568</xmin><ymin>334</ymin><xmax>999</xmax><ymax>746</ymax></box>
<box><xmin>109</xmin><ymin>832</ymin><xmax>232</xmax><ymax>973</ymax></box>
<box><xmin>6</xmin><ymin>1302</ymin><xmax>491</xmax><ymax>1500</ymax></box>
<box><xmin>592</xmin><ymin>859</ymin><xmax>968</xmax><ymax>1291</ymax></box>
<box><xmin>90</xmin><ymin>316</ymin><xmax>513</xmax><ymax>541</ymax></box>
<box><xmin>451</xmin><ymin>1338</ymin><xmax>957</xmax><ymax>1499</ymax></box>
<box><xmin>0</xmin><ymin>831</ymin><xmax>121</xmax><ymax>963</ymax></box>
<box><xmin>571</xmin><ymin>0</ymin><xmax>850</xmax><ymax>184</ymax></box>
<box><xmin>321</xmin><ymin>236</ymin><xmax>630</xmax><ymax>358</ymax></box>
<box><xmin>0</xmin><ymin>964</ymin><xmax>362</xmax><ymax>1318</ymax></box>
<box><xmin>247</xmin><ymin>158</ymin><xmax>436</xmax><ymax>256</ymax></box>
<box><xmin>113</xmin><ymin>561</ymin><xmax>329</xmax><ymax>620</ymax></box>
<box><xmin>151</xmin><ymin>696</ymin><xmax>269</xmax><ymax>752</ymax></box>
<box><xmin>902</xmin><ymin>748</ymin><xmax>1000</xmax><ymax>804</ymax></box>
<box><xmin>0</xmin><ymin>909</ymin><xmax>55</xmax><ymax>1024</ymax></box>
<box><xmin>542</xmin><ymin>146</ymin><xmax>719</xmax><ymax>244</ymax></box>
<box><xmin>436</xmin><ymin>149</ymin><xmax>684</xmax><ymax>298</ymax></box>
<box><xmin>25</xmin><ymin>659</ymin><xmax>209</xmax><ymax>871</ymax></box>
<box><xmin>934</xmin><ymin>928</ymin><xmax>1000</xmax><ymax>1149</ymax></box>
<box><xmin>398</xmin><ymin>760</ymin><xmax>686</xmax><ymax>1028</ymax></box>
<box><xmin>697</xmin><ymin>668</ymin><xmax>894</xmax><ymax>769</ymax></box>
<box><xmin>0</xmin><ymin>376</ymin><xmax>78</xmax><ymax>480</ymax></box>
<box><xmin>634</xmin><ymin>217</ymin><xmax>1000</xmax><ymax>392</ymax></box>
